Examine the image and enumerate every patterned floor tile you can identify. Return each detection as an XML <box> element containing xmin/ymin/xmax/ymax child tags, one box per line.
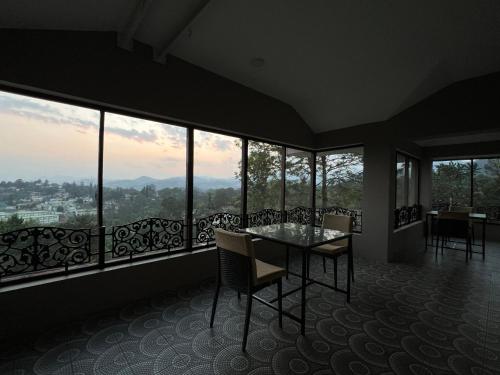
<box><xmin>4</xmin><ymin>241</ymin><xmax>500</xmax><ymax>374</ymax></box>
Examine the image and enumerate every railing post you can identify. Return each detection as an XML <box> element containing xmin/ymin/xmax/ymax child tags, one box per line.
<box><xmin>98</xmin><ymin>226</ymin><xmax>105</xmax><ymax>268</ymax></box>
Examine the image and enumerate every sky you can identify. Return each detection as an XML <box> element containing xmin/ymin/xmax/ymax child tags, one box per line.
<box><xmin>0</xmin><ymin>91</ymin><xmax>241</xmax><ymax>182</ymax></box>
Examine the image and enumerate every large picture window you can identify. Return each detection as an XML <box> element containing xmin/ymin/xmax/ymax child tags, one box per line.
<box><xmin>103</xmin><ymin>113</ymin><xmax>187</xmax><ymax>226</ymax></box>
<box><xmin>285</xmin><ymin>148</ymin><xmax>312</xmax><ymax>210</ymax></box>
<box><xmin>315</xmin><ymin>147</ymin><xmax>363</xmax><ymax>210</ymax></box>
<box><xmin>247</xmin><ymin>141</ymin><xmax>282</xmax><ymax>213</ymax></box>
<box><xmin>193</xmin><ymin>130</ymin><xmax>241</xmax><ymax>218</ymax></box>
<box><xmin>432</xmin><ymin>158</ymin><xmax>500</xmax><ymax>222</ymax></box>
<box><xmin>395</xmin><ymin>152</ymin><xmax>420</xmax><ymax>209</ymax></box>
<box><xmin>1</xmin><ymin>88</ymin><xmax>370</xmax><ymax>285</ymax></box>
<box><xmin>0</xmin><ymin>91</ymin><xmax>99</xmax><ymax>234</ymax></box>
<box><xmin>432</xmin><ymin>160</ymin><xmax>471</xmax><ymax>210</ymax></box>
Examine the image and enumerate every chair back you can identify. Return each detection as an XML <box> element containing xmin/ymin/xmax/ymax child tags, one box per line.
<box><xmin>322</xmin><ymin>214</ymin><xmax>353</xmax><ymax>247</ymax></box>
<box><xmin>436</xmin><ymin>211</ymin><xmax>469</xmax><ymax>238</ymax></box>
<box><xmin>214</xmin><ymin>229</ymin><xmax>257</xmax><ymax>288</ymax></box>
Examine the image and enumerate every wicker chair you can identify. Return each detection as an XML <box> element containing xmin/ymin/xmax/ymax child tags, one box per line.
<box><xmin>210</xmin><ymin>229</ymin><xmax>285</xmax><ymax>351</ymax></box>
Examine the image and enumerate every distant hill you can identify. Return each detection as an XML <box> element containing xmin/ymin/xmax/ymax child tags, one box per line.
<box><xmin>103</xmin><ymin>176</ymin><xmax>239</xmax><ymax>191</ymax></box>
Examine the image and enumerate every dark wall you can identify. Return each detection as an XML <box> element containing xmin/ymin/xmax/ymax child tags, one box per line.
<box><xmin>315</xmin><ymin>72</ymin><xmax>500</xmax><ymax>149</ymax></box>
<box><xmin>424</xmin><ymin>140</ymin><xmax>500</xmax><ymax>159</ymax></box>
<box><xmin>0</xmin><ymin>29</ymin><xmax>314</xmax><ymax>148</ymax></box>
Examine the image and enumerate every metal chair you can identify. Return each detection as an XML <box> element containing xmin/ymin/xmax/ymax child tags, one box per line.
<box><xmin>307</xmin><ymin>214</ymin><xmax>354</xmax><ymax>299</ymax></box>
<box><xmin>210</xmin><ymin>229</ymin><xmax>285</xmax><ymax>351</ymax></box>
<box><xmin>435</xmin><ymin>211</ymin><xmax>472</xmax><ymax>261</ymax></box>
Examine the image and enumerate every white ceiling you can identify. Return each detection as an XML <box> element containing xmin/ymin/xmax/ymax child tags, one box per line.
<box><xmin>1</xmin><ymin>0</ymin><xmax>500</xmax><ymax>133</ymax></box>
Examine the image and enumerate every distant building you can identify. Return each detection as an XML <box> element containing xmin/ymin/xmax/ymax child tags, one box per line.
<box><xmin>0</xmin><ymin>210</ymin><xmax>60</xmax><ymax>225</ymax></box>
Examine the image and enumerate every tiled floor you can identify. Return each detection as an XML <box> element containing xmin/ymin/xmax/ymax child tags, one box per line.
<box><xmin>2</xmin><ymin>242</ymin><xmax>500</xmax><ymax>374</ymax></box>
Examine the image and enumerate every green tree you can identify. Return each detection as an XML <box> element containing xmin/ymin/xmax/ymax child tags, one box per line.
<box><xmin>0</xmin><ymin>214</ymin><xmax>34</xmax><ymax>233</ymax></box>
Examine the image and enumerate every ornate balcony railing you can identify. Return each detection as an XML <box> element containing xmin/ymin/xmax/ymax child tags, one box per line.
<box><xmin>111</xmin><ymin>218</ymin><xmax>185</xmax><ymax>258</ymax></box>
<box><xmin>286</xmin><ymin>207</ymin><xmax>314</xmax><ymax>225</ymax></box>
<box><xmin>194</xmin><ymin>212</ymin><xmax>242</xmax><ymax>245</ymax></box>
<box><xmin>316</xmin><ymin>206</ymin><xmax>363</xmax><ymax>233</ymax></box>
<box><xmin>394</xmin><ymin>205</ymin><xmax>422</xmax><ymax>229</ymax></box>
<box><xmin>248</xmin><ymin>208</ymin><xmax>283</xmax><ymax>227</ymax></box>
<box><xmin>0</xmin><ymin>206</ymin><xmax>363</xmax><ymax>286</ymax></box>
<box><xmin>0</xmin><ymin>226</ymin><xmax>94</xmax><ymax>281</ymax></box>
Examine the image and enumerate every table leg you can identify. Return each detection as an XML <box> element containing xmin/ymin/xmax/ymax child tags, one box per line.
<box><xmin>347</xmin><ymin>238</ymin><xmax>351</xmax><ymax>303</ymax></box>
<box><xmin>301</xmin><ymin>248</ymin><xmax>307</xmax><ymax>336</ymax></box>
<box><xmin>482</xmin><ymin>218</ymin><xmax>486</xmax><ymax>260</ymax></box>
<box><xmin>425</xmin><ymin>214</ymin><xmax>429</xmax><ymax>252</ymax></box>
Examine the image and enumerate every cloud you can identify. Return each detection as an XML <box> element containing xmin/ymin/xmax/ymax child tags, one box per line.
<box><xmin>213</xmin><ymin>138</ymin><xmax>232</xmax><ymax>151</ymax></box>
<box><xmin>105</xmin><ymin>126</ymin><xmax>158</xmax><ymax>143</ymax></box>
<box><xmin>0</xmin><ymin>92</ymin><xmax>99</xmax><ymax>130</ymax></box>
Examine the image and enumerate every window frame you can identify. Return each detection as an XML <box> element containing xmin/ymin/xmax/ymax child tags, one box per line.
<box><xmin>395</xmin><ymin>152</ymin><xmax>421</xmax><ymax>209</ymax></box>
<box><xmin>0</xmin><ymin>84</ymin><xmax>365</xmax><ymax>287</ymax></box>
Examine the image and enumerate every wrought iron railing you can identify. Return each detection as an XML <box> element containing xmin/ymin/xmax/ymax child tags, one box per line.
<box><xmin>286</xmin><ymin>207</ymin><xmax>314</xmax><ymax>225</ymax></box>
<box><xmin>0</xmin><ymin>226</ymin><xmax>95</xmax><ymax>281</ymax></box>
<box><xmin>111</xmin><ymin>218</ymin><xmax>185</xmax><ymax>258</ymax></box>
<box><xmin>194</xmin><ymin>212</ymin><xmax>242</xmax><ymax>245</ymax></box>
<box><xmin>394</xmin><ymin>205</ymin><xmax>422</xmax><ymax>229</ymax></box>
<box><xmin>315</xmin><ymin>206</ymin><xmax>362</xmax><ymax>233</ymax></box>
<box><xmin>248</xmin><ymin>208</ymin><xmax>283</xmax><ymax>227</ymax></box>
<box><xmin>0</xmin><ymin>206</ymin><xmax>363</xmax><ymax>286</ymax></box>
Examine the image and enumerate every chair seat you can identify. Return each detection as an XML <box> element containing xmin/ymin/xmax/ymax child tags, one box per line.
<box><xmin>312</xmin><ymin>243</ymin><xmax>348</xmax><ymax>256</ymax></box>
<box><xmin>255</xmin><ymin>259</ymin><xmax>286</xmax><ymax>285</ymax></box>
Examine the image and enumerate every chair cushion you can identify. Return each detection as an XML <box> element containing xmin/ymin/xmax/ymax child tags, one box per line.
<box><xmin>255</xmin><ymin>259</ymin><xmax>286</xmax><ymax>285</ymax></box>
<box><xmin>312</xmin><ymin>243</ymin><xmax>348</xmax><ymax>256</ymax></box>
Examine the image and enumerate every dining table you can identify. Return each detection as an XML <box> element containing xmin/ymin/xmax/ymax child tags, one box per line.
<box><xmin>240</xmin><ymin>222</ymin><xmax>353</xmax><ymax>335</ymax></box>
<box><xmin>424</xmin><ymin>210</ymin><xmax>487</xmax><ymax>259</ymax></box>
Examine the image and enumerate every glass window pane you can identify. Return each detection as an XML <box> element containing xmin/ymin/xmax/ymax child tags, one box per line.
<box><xmin>473</xmin><ymin>158</ymin><xmax>500</xmax><ymax>222</ymax></box>
<box><xmin>0</xmin><ymin>91</ymin><xmax>99</xmax><ymax>233</ymax></box>
<box><xmin>432</xmin><ymin>160</ymin><xmax>471</xmax><ymax>210</ymax></box>
<box><xmin>103</xmin><ymin>113</ymin><xmax>187</xmax><ymax>226</ymax></box>
<box><xmin>408</xmin><ymin>158</ymin><xmax>419</xmax><ymax>206</ymax></box>
<box><xmin>193</xmin><ymin>130</ymin><xmax>241</xmax><ymax>217</ymax></box>
<box><xmin>396</xmin><ymin>154</ymin><xmax>407</xmax><ymax>208</ymax></box>
<box><xmin>285</xmin><ymin>148</ymin><xmax>312</xmax><ymax>210</ymax></box>
<box><xmin>247</xmin><ymin>141</ymin><xmax>282</xmax><ymax>212</ymax></box>
<box><xmin>315</xmin><ymin>147</ymin><xmax>364</xmax><ymax>209</ymax></box>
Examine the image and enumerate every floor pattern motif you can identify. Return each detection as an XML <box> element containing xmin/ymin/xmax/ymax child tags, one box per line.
<box><xmin>1</xmin><ymin>243</ymin><xmax>500</xmax><ymax>374</ymax></box>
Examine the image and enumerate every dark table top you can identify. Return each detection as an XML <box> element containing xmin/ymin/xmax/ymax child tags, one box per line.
<box><xmin>426</xmin><ymin>211</ymin><xmax>487</xmax><ymax>220</ymax></box>
<box><xmin>241</xmin><ymin>223</ymin><xmax>352</xmax><ymax>248</ymax></box>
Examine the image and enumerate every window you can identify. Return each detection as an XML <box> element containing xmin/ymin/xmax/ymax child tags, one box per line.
<box><xmin>0</xmin><ymin>91</ymin><xmax>99</xmax><ymax>234</ymax></box>
<box><xmin>432</xmin><ymin>158</ymin><xmax>500</xmax><ymax>222</ymax></box>
<box><xmin>431</xmin><ymin>160</ymin><xmax>471</xmax><ymax>210</ymax></box>
<box><xmin>193</xmin><ymin>130</ymin><xmax>241</xmax><ymax>217</ymax></box>
<box><xmin>103</xmin><ymin>113</ymin><xmax>187</xmax><ymax>226</ymax></box>
<box><xmin>395</xmin><ymin>153</ymin><xmax>420</xmax><ymax>209</ymax></box>
<box><xmin>247</xmin><ymin>141</ymin><xmax>282</xmax><ymax>213</ymax></box>
<box><xmin>473</xmin><ymin>158</ymin><xmax>500</xmax><ymax>222</ymax></box>
<box><xmin>315</xmin><ymin>147</ymin><xmax>363</xmax><ymax>210</ymax></box>
<box><xmin>285</xmin><ymin>148</ymin><xmax>313</xmax><ymax>210</ymax></box>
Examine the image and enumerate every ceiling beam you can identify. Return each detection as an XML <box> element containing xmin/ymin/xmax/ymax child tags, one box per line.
<box><xmin>154</xmin><ymin>0</ymin><xmax>212</xmax><ymax>64</ymax></box>
<box><xmin>117</xmin><ymin>0</ymin><xmax>154</xmax><ymax>51</ymax></box>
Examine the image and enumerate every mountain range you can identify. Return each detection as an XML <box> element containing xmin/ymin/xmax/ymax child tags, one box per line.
<box><xmin>103</xmin><ymin>176</ymin><xmax>239</xmax><ymax>191</ymax></box>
